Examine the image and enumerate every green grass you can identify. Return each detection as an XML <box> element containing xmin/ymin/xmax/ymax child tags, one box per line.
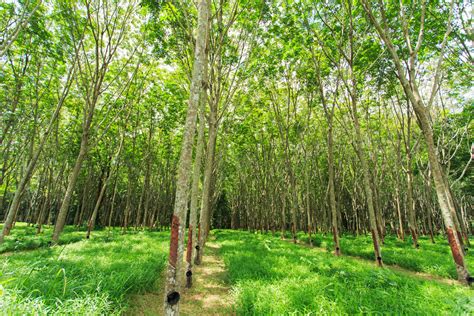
<box><xmin>2</xmin><ymin>225</ymin><xmax>472</xmax><ymax>315</ymax></box>
<box><xmin>214</xmin><ymin>229</ymin><xmax>474</xmax><ymax>315</ymax></box>
<box><xmin>0</xmin><ymin>223</ymin><xmax>88</xmax><ymax>254</ymax></box>
<box><xmin>293</xmin><ymin>231</ymin><xmax>474</xmax><ymax>279</ymax></box>
<box><xmin>0</xmin><ymin>227</ymin><xmax>169</xmax><ymax>315</ymax></box>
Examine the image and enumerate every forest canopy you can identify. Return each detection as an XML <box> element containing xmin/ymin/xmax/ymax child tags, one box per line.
<box><xmin>0</xmin><ymin>0</ymin><xmax>473</xmax><ymax>314</ymax></box>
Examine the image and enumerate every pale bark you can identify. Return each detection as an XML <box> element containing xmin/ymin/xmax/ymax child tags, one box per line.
<box><xmin>0</xmin><ymin>62</ymin><xmax>76</xmax><ymax>243</ymax></box>
<box><xmin>164</xmin><ymin>0</ymin><xmax>209</xmax><ymax>313</ymax></box>
<box><xmin>195</xmin><ymin>107</ymin><xmax>217</xmax><ymax>264</ymax></box>
<box><xmin>52</xmin><ymin>129</ymin><xmax>90</xmax><ymax>242</ymax></box>
<box><xmin>346</xmin><ymin>2</ymin><xmax>383</xmax><ymax>266</ymax></box>
<box><xmin>362</xmin><ymin>0</ymin><xmax>470</xmax><ymax>283</ymax></box>
<box><xmin>187</xmin><ymin>92</ymin><xmax>206</xmax><ymax>285</ymax></box>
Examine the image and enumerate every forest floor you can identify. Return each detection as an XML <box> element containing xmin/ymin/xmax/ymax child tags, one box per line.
<box><xmin>179</xmin><ymin>240</ymin><xmax>235</xmax><ymax>315</ymax></box>
<box><xmin>126</xmin><ymin>238</ymin><xmax>235</xmax><ymax>315</ymax></box>
<box><xmin>284</xmin><ymin>238</ymin><xmax>459</xmax><ymax>286</ymax></box>
<box><xmin>2</xmin><ymin>225</ymin><xmax>472</xmax><ymax>315</ymax></box>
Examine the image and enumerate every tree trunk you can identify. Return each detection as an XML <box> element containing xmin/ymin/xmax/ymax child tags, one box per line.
<box><xmin>52</xmin><ymin>128</ymin><xmax>90</xmax><ymax>243</ymax></box>
<box><xmin>195</xmin><ymin>108</ymin><xmax>217</xmax><ymax>264</ymax></box>
<box><xmin>187</xmin><ymin>91</ymin><xmax>206</xmax><ymax>286</ymax></box>
<box><xmin>328</xmin><ymin>123</ymin><xmax>341</xmax><ymax>256</ymax></box>
<box><xmin>164</xmin><ymin>0</ymin><xmax>209</xmax><ymax>313</ymax></box>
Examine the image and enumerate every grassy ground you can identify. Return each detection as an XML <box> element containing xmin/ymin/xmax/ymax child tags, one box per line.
<box><xmin>293</xmin><ymin>231</ymin><xmax>474</xmax><ymax>279</ymax></box>
<box><xmin>0</xmin><ymin>223</ymin><xmax>89</xmax><ymax>254</ymax></box>
<box><xmin>2</xmin><ymin>226</ymin><xmax>473</xmax><ymax>315</ymax></box>
<box><xmin>0</xmin><ymin>226</ymin><xmax>169</xmax><ymax>315</ymax></box>
<box><xmin>214</xmin><ymin>230</ymin><xmax>474</xmax><ymax>315</ymax></box>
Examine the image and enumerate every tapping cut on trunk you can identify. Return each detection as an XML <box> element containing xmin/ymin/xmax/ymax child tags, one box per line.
<box><xmin>186</xmin><ymin>226</ymin><xmax>193</xmax><ymax>263</ymax></box>
<box><xmin>446</xmin><ymin>228</ymin><xmax>464</xmax><ymax>266</ymax></box>
<box><xmin>169</xmin><ymin>215</ymin><xmax>180</xmax><ymax>268</ymax></box>
<box><xmin>446</xmin><ymin>227</ymin><xmax>470</xmax><ymax>283</ymax></box>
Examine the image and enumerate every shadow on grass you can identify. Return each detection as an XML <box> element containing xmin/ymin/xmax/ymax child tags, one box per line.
<box><xmin>213</xmin><ymin>229</ymin><xmax>473</xmax><ymax>315</ymax></box>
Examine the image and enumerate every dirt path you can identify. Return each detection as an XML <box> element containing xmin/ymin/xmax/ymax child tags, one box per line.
<box><xmin>126</xmin><ymin>239</ymin><xmax>234</xmax><ymax>315</ymax></box>
<box><xmin>179</xmin><ymin>240</ymin><xmax>235</xmax><ymax>316</ymax></box>
<box><xmin>285</xmin><ymin>238</ymin><xmax>460</xmax><ymax>286</ymax></box>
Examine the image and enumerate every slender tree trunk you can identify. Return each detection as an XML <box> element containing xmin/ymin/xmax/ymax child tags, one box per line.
<box><xmin>141</xmin><ymin>123</ymin><xmax>153</xmax><ymax>227</ymax></box>
<box><xmin>407</xmin><ymin>153</ymin><xmax>419</xmax><ymax>247</ymax></box>
<box><xmin>280</xmin><ymin>187</ymin><xmax>287</xmax><ymax>239</ymax></box>
<box><xmin>196</xmin><ymin>107</ymin><xmax>217</xmax><ymax>264</ymax></box>
<box><xmin>395</xmin><ymin>187</ymin><xmax>405</xmax><ymax>241</ymax></box>
<box><xmin>349</xmin><ymin>61</ymin><xmax>383</xmax><ymax>266</ymax></box>
<box><xmin>108</xmin><ymin>168</ymin><xmax>119</xmax><ymax>228</ymax></box>
<box><xmin>305</xmin><ymin>168</ymin><xmax>313</xmax><ymax>247</ymax></box>
<box><xmin>187</xmin><ymin>92</ymin><xmax>206</xmax><ymax>284</ymax></box>
<box><xmin>164</xmin><ymin>0</ymin><xmax>209</xmax><ymax>313</ymax></box>
<box><xmin>328</xmin><ymin>123</ymin><xmax>341</xmax><ymax>255</ymax></box>
<box><xmin>0</xmin><ymin>66</ymin><xmax>74</xmax><ymax>243</ymax></box>
<box><xmin>52</xmin><ymin>127</ymin><xmax>90</xmax><ymax>243</ymax></box>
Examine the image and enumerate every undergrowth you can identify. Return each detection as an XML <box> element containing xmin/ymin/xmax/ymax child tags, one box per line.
<box><xmin>214</xmin><ymin>229</ymin><xmax>474</xmax><ymax>315</ymax></box>
<box><xmin>0</xmin><ymin>223</ymin><xmax>88</xmax><ymax>254</ymax></box>
<box><xmin>293</xmin><ymin>231</ymin><xmax>474</xmax><ymax>279</ymax></box>
<box><xmin>0</xmin><ymin>228</ymin><xmax>169</xmax><ymax>315</ymax></box>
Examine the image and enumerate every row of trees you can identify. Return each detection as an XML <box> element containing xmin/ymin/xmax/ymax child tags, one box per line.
<box><xmin>165</xmin><ymin>0</ymin><xmax>472</xmax><ymax>313</ymax></box>
<box><xmin>0</xmin><ymin>0</ymin><xmax>186</xmax><ymax>243</ymax></box>
<box><xmin>0</xmin><ymin>0</ymin><xmax>472</xmax><ymax>314</ymax></box>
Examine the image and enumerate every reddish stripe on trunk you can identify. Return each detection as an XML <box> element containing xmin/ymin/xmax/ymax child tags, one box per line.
<box><xmin>446</xmin><ymin>227</ymin><xmax>464</xmax><ymax>267</ymax></box>
<box><xmin>169</xmin><ymin>215</ymin><xmax>180</xmax><ymax>268</ymax></box>
<box><xmin>332</xmin><ymin>226</ymin><xmax>338</xmax><ymax>244</ymax></box>
<box><xmin>456</xmin><ymin>231</ymin><xmax>464</xmax><ymax>246</ymax></box>
<box><xmin>186</xmin><ymin>226</ymin><xmax>193</xmax><ymax>263</ymax></box>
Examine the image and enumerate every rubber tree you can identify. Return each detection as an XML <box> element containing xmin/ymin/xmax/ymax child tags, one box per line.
<box><xmin>361</xmin><ymin>0</ymin><xmax>471</xmax><ymax>283</ymax></box>
<box><xmin>195</xmin><ymin>0</ymin><xmax>246</xmax><ymax>262</ymax></box>
<box><xmin>186</xmin><ymin>91</ymin><xmax>206</xmax><ymax>287</ymax></box>
<box><xmin>52</xmin><ymin>0</ymin><xmax>137</xmax><ymax>243</ymax></box>
<box><xmin>0</xmin><ymin>53</ymin><xmax>78</xmax><ymax>243</ymax></box>
<box><xmin>163</xmin><ymin>0</ymin><xmax>209</xmax><ymax>313</ymax></box>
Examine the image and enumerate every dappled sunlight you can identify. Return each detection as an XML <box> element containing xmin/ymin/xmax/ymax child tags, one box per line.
<box><xmin>215</xmin><ymin>230</ymin><xmax>473</xmax><ymax>315</ymax></box>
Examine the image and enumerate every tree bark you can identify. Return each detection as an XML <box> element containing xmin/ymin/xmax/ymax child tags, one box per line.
<box><xmin>362</xmin><ymin>0</ymin><xmax>471</xmax><ymax>283</ymax></box>
<box><xmin>0</xmin><ymin>63</ymin><xmax>75</xmax><ymax>243</ymax></box>
<box><xmin>164</xmin><ymin>0</ymin><xmax>209</xmax><ymax>313</ymax></box>
<box><xmin>195</xmin><ymin>106</ymin><xmax>217</xmax><ymax>264</ymax></box>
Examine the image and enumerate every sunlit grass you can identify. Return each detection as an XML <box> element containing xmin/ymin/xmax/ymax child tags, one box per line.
<box><xmin>214</xmin><ymin>230</ymin><xmax>474</xmax><ymax>315</ymax></box>
<box><xmin>293</xmin><ymin>231</ymin><xmax>474</xmax><ymax>279</ymax></box>
<box><xmin>2</xmin><ymin>225</ymin><xmax>472</xmax><ymax>315</ymax></box>
<box><xmin>0</xmin><ymin>227</ymin><xmax>169</xmax><ymax>315</ymax></box>
<box><xmin>0</xmin><ymin>223</ymin><xmax>88</xmax><ymax>253</ymax></box>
